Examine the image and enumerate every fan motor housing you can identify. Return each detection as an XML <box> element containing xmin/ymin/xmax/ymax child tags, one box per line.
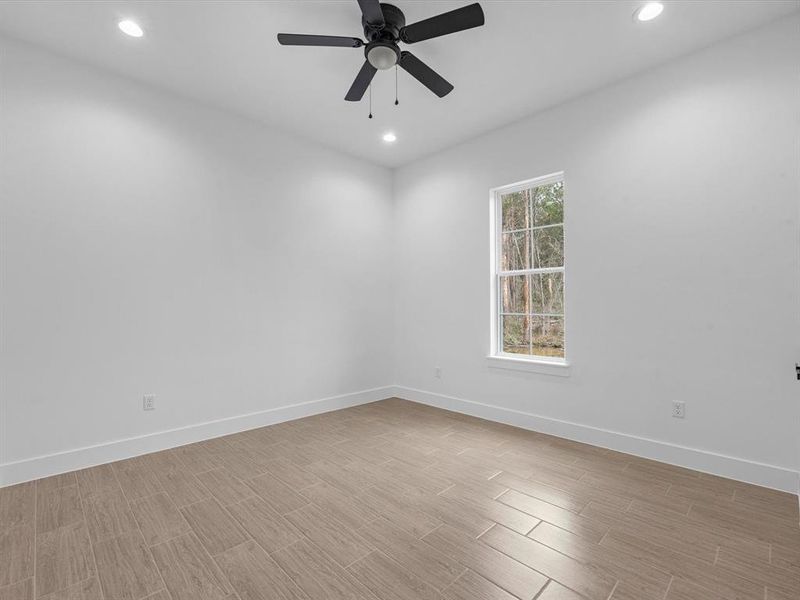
<box><xmin>363</xmin><ymin>3</ymin><xmax>406</xmax><ymax>41</ymax></box>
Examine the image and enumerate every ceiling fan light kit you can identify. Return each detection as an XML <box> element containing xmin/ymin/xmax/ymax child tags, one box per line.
<box><xmin>277</xmin><ymin>0</ymin><xmax>485</xmax><ymax>110</ymax></box>
<box><xmin>367</xmin><ymin>43</ymin><xmax>399</xmax><ymax>70</ymax></box>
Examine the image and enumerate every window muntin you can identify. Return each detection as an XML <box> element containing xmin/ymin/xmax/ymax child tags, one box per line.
<box><xmin>494</xmin><ymin>174</ymin><xmax>565</xmax><ymax>360</ymax></box>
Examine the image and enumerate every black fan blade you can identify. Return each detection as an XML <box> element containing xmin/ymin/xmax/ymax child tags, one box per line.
<box><xmin>277</xmin><ymin>33</ymin><xmax>363</xmax><ymax>48</ymax></box>
<box><xmin>399</xmin><ymin>51</ymin><xmax>453</xmax><ymax>98</ymax></box>
<box><xmin>358</xmin><ymin>0</ymin><xmax>385</xmax><ymax>27</ymax></box>
<box><xmin>345</xmin><ymin>60</ymin><xmax>378</xmax><ymax>101</ymax></box>
<box><xmin>400</xmin><ymin>3</ymin><xmax>484</xmax><ymax>44</ymax></box>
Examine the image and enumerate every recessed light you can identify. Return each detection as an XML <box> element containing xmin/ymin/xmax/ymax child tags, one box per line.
<box><xmin>118</xmin><ymin>19</ymin><xmax>144</xmax><ymax>38</ymax></box>
<box><xmin>382</xmin><ymin>132</ymin><xmax>397</xmax><ymax>143</ymax></box>
<box><xmin>634</xmin><ymin>2</ymin><xmax>664</xmax><ymax>22</ymax></box>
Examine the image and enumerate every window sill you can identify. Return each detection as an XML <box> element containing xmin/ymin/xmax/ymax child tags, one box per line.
<box><xmin>486</xmin><ymin>354</ymin><xmax>571</xmax><ymax>377</ymax></box>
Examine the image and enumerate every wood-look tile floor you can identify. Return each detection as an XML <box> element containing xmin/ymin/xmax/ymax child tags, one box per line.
<box><xmin>1</xmin><ymin>398</ymin><xmax>798</xmax><ymax>600</ymax></box>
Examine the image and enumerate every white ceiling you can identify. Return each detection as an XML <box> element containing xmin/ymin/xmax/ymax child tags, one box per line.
<box><xmin>1</xmin><ymin>1</ymin><xmax>797</xmax><ymax>167</ymax></box>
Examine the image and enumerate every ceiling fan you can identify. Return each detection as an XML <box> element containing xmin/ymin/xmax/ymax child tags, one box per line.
<box><xmin>277</xmin><ymin>1</ymin><xmax>485</xmax><ymax>102</ymax></box>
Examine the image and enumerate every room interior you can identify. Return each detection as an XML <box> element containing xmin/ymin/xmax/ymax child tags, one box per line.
<box><xmin>1</xmin><ymin>1</ymin><xmax>799</xmax><ymax>599</ymax></box>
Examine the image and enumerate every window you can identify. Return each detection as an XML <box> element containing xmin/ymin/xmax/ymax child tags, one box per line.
<box><xmin>491</xmin><ymin>173</ymin><xmax>565</xmax><ymax>364</ymax></box>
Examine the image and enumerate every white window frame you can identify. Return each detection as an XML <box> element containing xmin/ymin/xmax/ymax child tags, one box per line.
<box><xmin>488</xmin><ymin>172</ymin><xmax>570</xmax><ymax>376</ymax></box>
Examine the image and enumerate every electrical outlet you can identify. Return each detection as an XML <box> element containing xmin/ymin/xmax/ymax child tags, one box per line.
<box><xmin>672</xmin><ymin>401</ymin><xmax>685</xmax><ymax>419</ymax></box>
<box><xmin>143</xmin><ymin>394</ymin><xmax>156</xmax><ymax>411</ymax></box>
<box><xmin>435</xmin><ymin>367</ymin><xmax>442</xmax><ymax>379</ymax></box>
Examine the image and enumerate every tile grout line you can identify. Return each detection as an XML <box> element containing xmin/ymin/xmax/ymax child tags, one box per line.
<box><xmin>661</xmin><ymin>574</ymin><xmax>674</xmax><ymax>599</ymax></box>
<box><xmin>143</xmin><ymin>525</ymin><xmax>194</xmax><ymax>552</ymax></box>
<box><xmin>597</xmin><ymin>528</ymin><xmax>609</xmax><ymax>546</ymax></box>
<box><xmin>530</xmin><ymin>578</ymin><xmax>553</xmax><ymax>600</ymax></box>
<box><xmin>475</xmin><ymin>521</ymin><xmax>499</xmax><ymax>539</ymax></box>
<box><xmin>436</xmin><ymin>566</ymin><xmax>469</xmax><ymax>596</ymax></box>
<box><xmin>290</xmin><ymin>537</ymin><xmax>383</xmax><ymax>600</ymax></box>
<box><xmin>113</xmin><ymin>462</ymin><xmax>171</xmax><ymax>599</ymax></box>
<box><xmin>181</xmin><ymin>517</ymin><xmax>239</xmax><ymax>599</ymax></box>
<box><xmin>496</xmin><ymin>474</ymin><xmax>619</xmax><ymax>518</ymax></box>
<box><xmin>478</xmin><ymin>520</ymin><xmax>643</xmax><ymax>596</ymax></box>
<box><xmin>492</xmin><ymin>486</ymin><xmax>511</xmax><ymax>501</ymax></box>
<box><xmin>436</xmin><ymin>483</ymin><xmax>456</xmax><ymax>497</ymax></box>
<box><xmin>605</xmin><ymin>579</ymin><xmax>620</xmax><ymax>600</ymax></box>
<box><xmin>74</xmin><ymin>475</ymin><xmax>105</xmax><ymax>600</ymax></box>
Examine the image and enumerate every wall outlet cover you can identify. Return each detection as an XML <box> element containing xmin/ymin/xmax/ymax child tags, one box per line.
<box><xmin>672</xmin><ymin>401</ymin><xmax>685</xmax><ymax>419</ymax></box>
<box><xmin>143</xmin><ymin>394</ymin><xmax>156</xmax><ymax>411</ymax></box>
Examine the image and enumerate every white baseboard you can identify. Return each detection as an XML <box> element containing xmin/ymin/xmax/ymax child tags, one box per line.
<box><xmin>0</xmin><ymin>386</ymin><xmax>394</xmax><ymax>488</ymax></box>
<box><xmin>4</xmin><ymin>383</ymin><xmax>797</xmax><ymax>496</ymax></box>
<box><xmin>392</xmin><ymin>385</ymin><xmax>800</xmax><ymax>494</ymax></box>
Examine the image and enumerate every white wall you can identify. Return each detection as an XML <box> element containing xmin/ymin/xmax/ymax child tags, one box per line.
<box><xmin>0</xmin><ymin>37</ymin><xmax>394</xmax><ymax>484</ymax></box>
<box><xmin>393</xmin><ymin>16</ymin><xmax>800</xmax><ymax>491</ymax></box>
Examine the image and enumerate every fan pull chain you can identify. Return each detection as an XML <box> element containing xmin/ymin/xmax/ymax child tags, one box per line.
<box><xmin>368</xmin><ymin>84</ymin><xmax>373</xmax><ymax>119</ymax></box>
<box><xmin>395</xmin><ymin>65</ymin><xmax>399</xmax><ymax>106</ymax></box>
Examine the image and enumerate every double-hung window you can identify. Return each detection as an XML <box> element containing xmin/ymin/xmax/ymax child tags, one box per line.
<box><xmin>491</xmin><ymin>173</ymin><xmax>565</xmax><ymax>363</ymax></box>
